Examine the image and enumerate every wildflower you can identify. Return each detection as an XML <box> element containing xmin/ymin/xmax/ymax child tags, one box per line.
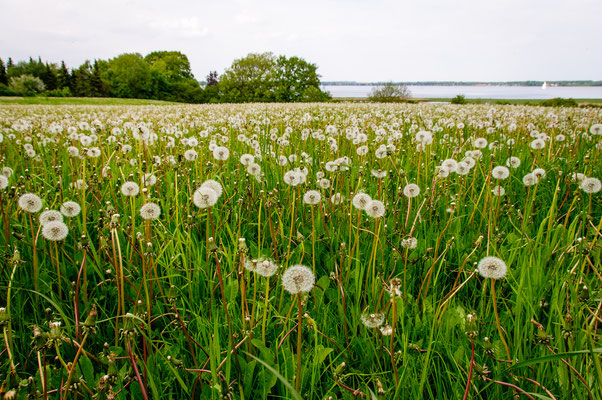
<box><xmin>401</xmin><ymin>237</ymin><xmax>418</xmax><ymax>249</ymax></box>
<box><xmin>142</xmin><ymin>173</ymin><xmax>157</xmax><ymax>186</ymax></box>
<box><xmin>491</xmin><ymin>166</ymin><xmax>510</xmax><ymax>180</ymax></box>
<box><xmin>506</xmin><ymin>157</ymin><xmax>521</xmax><ymax>168</ymax></box>
<box><xmin>352</xmin><ymin>192</ymin><xmax>372</xmax><ymax>210</ymax></box>
<box><xmin>18</xmin><ymin>193</ymin><xmax>43</xmax><ymax>213</ymax></box>
<box><xmin>477</xmin><ymin>256</ymin><xmax>507</xmax><ymax>280</ymax></box>
<box><xmin>303</xmin><ymin>190</ymin><xmax>321</xmax><ymax>205</ymax></box>
<box><xmin>331</xmin><ymin>193</ymin><xmax>344</xmax><ymax>205</ymax></box>
<box><xmin>380</xmin><ymin>324</ymin><xmax>393</xmax><ymax>336</ymax></box>
<box><xmin>42</xmin><ymin>221</ymin><xmax>69</xmax><ymax>241</ymax></box>
<box><xmin>254</xmin><ymin>258</ymin><xmax>279</xmax><ymax>277</ymax></box>
<box><xmin>491</xmin><ymin>186</ymin><xmax>505</xmax><ymax>196</ymax></box>
<box><xmin>247</xmin><ymin>163</ymin><xmax>261</xmax><ymax>176</ymax></box>
<box><xmin>0</xmin><ymin>175</ymin><xmax>7</xmax><ymax>190</ymax></box>
<box><xmin>371</xmin><ymin>169</ymin><xmax>387</xmax><ymax>179</ymax></box>
<box><xmin>213</xmin><ymin>146</ymin><xmax>230</xmax><ymax>161</ymax></box>
<box><xmin>530</xmin><ymin>139</ymin><xmax>545</xmax><ymax>150</ymax></box>
<box><xmin>240</xmin><ymin>154</ymin><xmax>255</xmax><ymax>165</ymax></box>
<box><xmin>184</xmin><ymin>149</ymin><xmax>198</xmax><ymax>161</ymax></box>
<box><xmin>403</xmin><ymin>183</ymin><xmax>421</xmax><ymax>198</ymax></box>
<box><xmin>581</xmin><ymin>177</ymin><xmax>601</xmax><ymax>194</ymax></box>
<box><xmin>201</xmin><ymin>179</ymin><xmax>223</xmax><ymax>198</ymax></box>
<box><xmin>39</xmin><ymin>210</ymin><xmax>63</xmax><ymax>226</ymax></box>
<box><xmin>437</xmin><ymin>166</ymin><xmax>450</xmax><ymax>178</ymax></box>
<box><xmin>415</xmin><ymin>131</ymin><xmax>433</xmax><ymax>144</ymax></box>
<box><xmin>361</xmin><ymin>313</ymin><xmax>385</xmax><ymax>328</ymax></box>
<box><xmin>87</xmin><ymin>147</ymin><xmax>101</xmax><ymax>158</ymax></box>
<box><xmin>365</xmin><ymin>200</ymin><xmax>385</xmax><ymax>218</ymax></box>
<box><xmin>60</xmin><ymin>201</ymin><xmax>81</xmax><ymax>217</ymax></box>
<box><xmin>589</xmin><ymin>123</ymin><xmax>602</xmax><ymax>135</ymax></box>
<box><xmin>121</xmin><ymin>182</ymin><xmax>140</xmax><ymax>197</ymax></box>
<box><xmin>532</xmin><ymin>168</ymin><xmax>546</xmax><ymax>179</ymax></box>
<box><xmin>140</xmin><ymin>202</ymin><xmax>161</xmax><ymax>220</ymax></box>
<box><xmin>441</xmin><ymin>159</ymin><xmax>458</xmax><ymax>173</ymax></box>
<box><xmin>570</xmin><ymin>173</ymin><xmax>586</xmax><ymax>183</ymax></box>
<box><xmin>473</xmin><ymin>138</ymin><xmax>488</xmax><ymax>149</ymax></box>
<box><xmin>281</xmin><ymin>264</ymin><xmax>315</xmax><ymax>294</ymax></box>
<box><xmin>1</xmin><ymin>167</ymin><xmax>13</xmax><ymax>178</ymax></box>
<box><xmin>522</xmin><ymin>173</ymin><xmax>536</xmax><ymax>186</ymax></box>
<box><xmin>193</xmin><ymin>187</ymin><xmax>218</xmax><ymax>208</ymax></box>
<box><xmin>319</xmin><ymin>178</ymin><xmax>331</xmax><ymax>189</ymax></box>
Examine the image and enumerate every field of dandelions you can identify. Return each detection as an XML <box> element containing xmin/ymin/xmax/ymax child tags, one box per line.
<box><xmin>0</xmin><ymin>103</ymin><xmax>601</xmax><ymax>400</ymax></box>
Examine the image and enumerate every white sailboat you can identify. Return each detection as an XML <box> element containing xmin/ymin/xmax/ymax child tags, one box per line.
<box><xmin>542</xmin><ymin>81</ymin><xmax>547</xmax><ymax>90</ymax></box>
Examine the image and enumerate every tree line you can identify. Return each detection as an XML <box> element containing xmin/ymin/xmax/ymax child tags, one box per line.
<box><xmin>0</xmin><ymin>51</ymin><xmax>331</xmax><ymax>103</ymax></box>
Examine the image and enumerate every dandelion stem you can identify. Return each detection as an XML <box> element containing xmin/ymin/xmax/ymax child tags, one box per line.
<box><xmin>491</xmin><ymin>280</ymin><xmax>511</xmax><ymax>362</ymax></box>
<box><xmin>295</xmin><ymin>293</ymin><xmax>303</xmax><ymax>391</ymax></box>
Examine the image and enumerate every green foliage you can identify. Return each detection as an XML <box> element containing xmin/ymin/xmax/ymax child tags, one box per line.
<box><xmin>8</xmin><ymin>74</ymin><xmax>45</xmax><ymax>96</ymax></box>
<box><xmin>450</xmin><ymin>94</ymin><xmax>467</xmax><ymax>104</ymax></box>
<box><xmin>145</xmin><ymin>51</ymin><xmax>194</xmax><ymax>82</ymax></box>
<box><xmin>105</xmin><ymin>53</ymin><xmax>154</xmax><ymax>98</ymax></box>
<box><xmin>368</xmin><ymin>81</ymin><xmax>412</xmax><ymax>102</ymax></box>
<box><xmin>540</xmin><ymin>97</ymin><xmax>578</xmax><ymax>107</ymax></box>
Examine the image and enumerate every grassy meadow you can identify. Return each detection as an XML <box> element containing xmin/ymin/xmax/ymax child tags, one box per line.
<box><xmin>0</xmin><ymin>102</ymin><xmax>601</xmax><ymax>399</ymax></box>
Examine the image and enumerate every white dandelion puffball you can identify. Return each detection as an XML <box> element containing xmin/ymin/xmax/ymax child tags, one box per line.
<box><xmin>121</xmin><ymin>182</ymin><xmax>140</xmax><ymax>197</ymax></box>
<box><xmin>254</xmin><ymin>258</ymin><xmax>279</xmax><ymax>278</ymax></box>
<box><xmin>590</xmin><ymin>123</ymin><xmax>602</xmax><ymax>135</ymax></box>
<box><xmin>0</xmin><ymin>175</ymin><xmax>8</xmax><ymax>190</ymax></box>
<box><xmin>247</xmin><ymin>163</ymin><xmax>261</xmax><ymax>176</ymax></box>
<box><xmin>506</xmin><ymin>157</ymin><xmax>521</xmax><ymax>169</ymax></box>
<box><xmin>18</xmin><ymin>193</ymin><xmax>43</xmax><ymax>213</ymax></box>
<box><xmin>213</xmin><ymin>146</ymin><xmax>230</xmax><ymax>161</ymax></box>
<box><xmin>477</xmin><ymin>256</ymin><xmax>508</xmax><ymax>280</ymax></box>
<box><xmin>473</xmin><ymin>138</ymin><xmax>488</xmax><ymax>149</ymax></box>
<box><xmin>303</xmin><ymin>190</ymin><xmax>322</xmax><ymax>205</ymax></box>
<box><xmin>240</xmin><ymin>154</ymin><xmax>254</xmax><ymax>165</ymax></box>
<box><xmin>581</xmin><ymin>177</ymin><xmax>601</xmax><ymax>194</ymax></box>
<box><xmin>201</xmin><ymin>179</ymin><xmax>223</xmax><ymax>198</ymax></box>
<box><xmin>401</xmin><ymin>237</ymin><xmax>418</xmax><ymax>249</ymax></box>
<box><xmin>281</xmin><ymin>264</ymin><xmax>315</xmax><ymax>295</ymax></box>
<box><xmin>571</xmin><ymin>173</ymin><xmax>586</xmax><ymax>183</ymax></box>
<box><xmin>184</xmin><ymin>149</ymin><xmax>198</xmax><ymax>161</ymax></box>
<box><xmin>530</xmin><ymin>139</ymin><xmax>545</xmax><ymax>150</ymax></box>
<box><xmin>352</xmin><ymin>192</ymin><xmax>372</xmax><ymax>210</ymax></box>
<box><xmin>532</xmin><ymin>168</ymin><xmax>546</xmax><ymax>179</ymax></box>
<box><xmin>60</xmin><ymin>201</ymin><xmax>81</xmax><ymax>217</ymax></box>
<box><xmin>441</xmin><ymin>159</ymin><xmax>458</xmax><ymax>173</ymax></box>
<box><xmin>491</xmin><ymin>166</ymin><xmax>510</xmax><ymax>180</ymax></box>
<box><xmin>2</xmin><ymin>167</ymin><xmax>13</xmax><ymax>178</ymax></box>
<box><xmin>193</xmin><ymin>187</ymin><xmax>218</xmax><ymax>208</ymax></box>
<box><xmin>42</xmin><ymin>221</ymin><xmax>69</xmax><ymax>241</ymax></box>
<box><xmin>319</xmin><ymin>178</ymin><xmax>331</xmax><ymax>189</ymax></box>
<box><xmin>492</xmin><ymin>186</ymin><xmax>506</xmax><ymax>197</ymax></box>
<box><xmin>331</xmin><ymin>193</ymin><xmax>344</xmax><ymax>205</ymax></box>
<box><xmin>140</xmin><ymin>202</ymin><xmax>161</xmax><ymax>220</ymax></box>
<box><xmin>361</xmin><ymin>313</ymin><xmax>385</xmax><ymax>328</ymax></box>
<box><xmin>403</xmin><ymin>183</ymin><xmax>421</xmax><ymax>198</ymax></box>
<box><xmin>39</xmin><ymin>210</ymin><xmax>63</xmax><ymax>226</ymax></box>
<box><xmin>365</xmin><ymin>200</ymin><xmax>386</xmax><ymax>218</ymax></box>
<box><xmin>522</xmin><ymin>173</ymin><xmax>537</xmax><ymax>187</ymax></box>
<box><xmin>142</xmin><ymin>173</ymin><xmax>157</xmax><ymax>186</ymax></box>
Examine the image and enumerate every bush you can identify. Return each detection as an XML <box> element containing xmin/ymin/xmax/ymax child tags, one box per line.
<box><xmin>45</xmin><ymin>87</ymin><xmax>72</xmax><ymax>97</ymax></box>
<box><xmin>9</xmin><ymin>74</ymin><xmax>46</xmax><ymax>96</ymax></box>
<box><xmin>368</xmin><ymin>82</ymin><xmax>411</xmax><ymax>102</ymax></box>
<box><xmin>540</xmin><ymin>97</ymin><xmax>577</xmax><ymax>107</ymax></box>
<box><xmin>0</xmin><ymin>83</ymin><xmax>16</xmax><ymax>96</ymax></box>
<box><xmin>451</xmin><ymin>95</ymin><xmax>466</xmax><ymax>104</ymax></box>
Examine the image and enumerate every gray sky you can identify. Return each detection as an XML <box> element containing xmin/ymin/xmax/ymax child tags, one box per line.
<box><xmin>1</xmin><ymin>0</ymin><xmax>600</xmax><ymax>82</ymax></box>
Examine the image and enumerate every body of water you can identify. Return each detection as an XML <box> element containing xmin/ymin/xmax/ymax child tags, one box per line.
<box><xmin>322</xmin><ymin>85</ymin><xmax>602</xmax><ymax>99</ymax></box>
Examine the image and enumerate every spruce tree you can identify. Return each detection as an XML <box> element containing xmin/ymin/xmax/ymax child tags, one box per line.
<box><xmin>0</xmin><ymin>58</ymin><xmax>7</xmax><ymax>85</ymax></box>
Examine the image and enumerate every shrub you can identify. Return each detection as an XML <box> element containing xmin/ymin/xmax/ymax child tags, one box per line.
<box><xmin>451</xmin><ymin>95</ymin><xmax>466</xmax><ymax>104</ymax></box>
<box><xmin>540</xmin><ymin>97</ymin><xmax>577</xmax><ymax>107</ymax></box>
<box><xmin>368</xmin><ymin>82</ymin><xmax>411</xmax><ymax>102</ymax></box>
<box><xmin>9</xmin><ymin>74</ymin><xmax>46</xmax><ymax>96</ymax></box>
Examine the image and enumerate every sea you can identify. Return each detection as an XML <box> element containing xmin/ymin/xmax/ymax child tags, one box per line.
<box><xmin>321</xmin><ymin>85</ymin><xmax>602</xmax><ymax>100</ymax></box>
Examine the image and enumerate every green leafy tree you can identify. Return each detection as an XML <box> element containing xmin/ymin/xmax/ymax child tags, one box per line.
<box><xmin>57</xmin><ymin>61</ymin><xmax>72</xmax><ymax>90</ymax></box>
<box><xmin>219</xmin><ymin>52</ymin><xmax>277</xmax><ymax>102</ymax></box>
<box><xmin>41</xmin><ymin>63</ymin><xmax>58</xmax><ymax>91</ymax></box>
<box><xmin>105</xmin><ymin>53</ymin><xmax>154</xmax><ymax>98</ymax></box>
<box><xmin>368</xmin><ymin>82</ymin><xmax>412</xmax><ymax>102</ymax></box>
<box><xmin>273</xmin><ymin>56</ymin><xmax>327</xmax><ymax>102</ymax></box>
<box><xmin>9</xmin><ymin>74</ymin><xmax>45</xmax><ymax>96</ymax></box>
<box><xmin>145</xmin><ymin>51</ymin><xmax>194</xmax><ymax>82</ymax></box>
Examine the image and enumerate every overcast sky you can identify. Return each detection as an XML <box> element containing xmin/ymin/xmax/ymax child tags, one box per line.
<box><xmin>1</xmin><ymin>0</ymin><xmax>600</xmax><ymax>82</ymax></box>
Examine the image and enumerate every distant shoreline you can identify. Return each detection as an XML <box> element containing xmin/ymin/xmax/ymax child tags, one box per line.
<box><xmin>322</xmin><ymin>81</ymin><xmax>602</xmax><ymax>87</ymax></box>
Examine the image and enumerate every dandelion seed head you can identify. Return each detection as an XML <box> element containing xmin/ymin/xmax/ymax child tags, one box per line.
<box><xmin>0</xmin><ymin>175</ymin><xmax>8</xmax><ymax>190</ymax></box>
<box><xmin>121</xmin><ymin>182</ymin><xmax>140</xmax><ymax>197</ymax></box>
<box><xmin>581</xmin><ymin>177</ymin><xmax>601</xmax><ymax>194</ymax></box>
<box><xmin>42</xmin><ymin>221</ymin><xmax>69</xmax><ymax>241</ymax></box>
<box><xmin>201</xmin><ymin>179</ymin><xmax>223</xmax><ymax>198</ymax></box>
<box><xmin>39</xmin><ymin>210</ymin><xmax>63</xmax><ymax>226</ymax></box>
<box><xmin>193</xmin><ymin>187</ymin><xmax>218</xmax><ymax>208</ymax></box>
<box><xmin>140</xmin><ymin>202</ymin><xmax>161</xmax><ymax>220</ymax></box>
<box><xmin>492</xmin><ymin>166</ymin><xmax>510</xmax><ymax>180</ymax></box>
<box><xmin>60</xmin><ymin>201</ymin><xmax>81</xmax><ymax>217</ymax></box>
<box><xmin>352</xmin><ymin>192</ymin><xmax>372</xmax><ymax>210</ymax></box>
<box><xmin>477</xmin><ymin>256</ymin><xmax>507</xmax><ymax>280</ymax></box>
<box><xmin>403</xmin><ymin>183</ymin><xmax>421</xmax><ymax>198</ymax></box>
<box><xmin>361</xmin><ymin>313</ymin><xmax>385</xmax><ymax>328</ymax></box>
<box><xmin>303</xmin><ymin>190</ymin><xmax>321</xmax><ymax>205</ymax></box>
<box><xmin>18</xmin><ymin>193</ymin><xmax>43</xmax><ymax>213</ymax></box>
<box><xmin>281</xmin><ymin>264</ymin><xmax>315</xmax><ymax>295</ymax></box>
<box><xmin>365</xmin><ymin>200</ymin><xmax>385</xmax><ymax>218</ymax></box>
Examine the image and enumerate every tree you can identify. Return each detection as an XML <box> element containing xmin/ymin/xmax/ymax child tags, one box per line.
<box><xmin>218</xmin><ymin>52</ymin><xmax>277</xmax><ymax>102</ymax></box>
<box><xmin>9</xmin><ymin>74</ymin><xmax>45</xmax><ymax>96</ymax></box>
<box><xmin>0</xmin><ymin>58</ymin><xmax>7</xmax><ymax>85</ymax></box>
<box><xmin>105</xmin><ymin>53</ymin><xmax>154</xmax><ymax>98</ymax></box>
<box><xmin>57</xmin><ymin>61</ymin><xmax>71</xmax><ymax>89</ymax></box>
<box><xmin>206</xmin><ymin>71</ymin><xmax>219</xmax><ymax>86</ymax></box>
<box><xmin>41</xmin><ymin>63</ymin><xmax>58</xmax><ymax>91</ymax></box>
<box><xmin>368</xmin><ymin>82</ymin><xmax>412</xmax><ymax>102</ymax></box>
<box><xmin>144</xmin><ymin>51</ymin><xmax>193</xmax><ymax>82</ymax></box>
<box><xmin>273</xmin><ymin>55</ymin><xmax>326</xmax><ymax>102</ymax></box>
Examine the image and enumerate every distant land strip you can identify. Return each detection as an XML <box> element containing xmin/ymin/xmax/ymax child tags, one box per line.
<box><xmin>322</xmin><ymin>81</ymin><xmax>602</xmax><ymax>87</ymax></box>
